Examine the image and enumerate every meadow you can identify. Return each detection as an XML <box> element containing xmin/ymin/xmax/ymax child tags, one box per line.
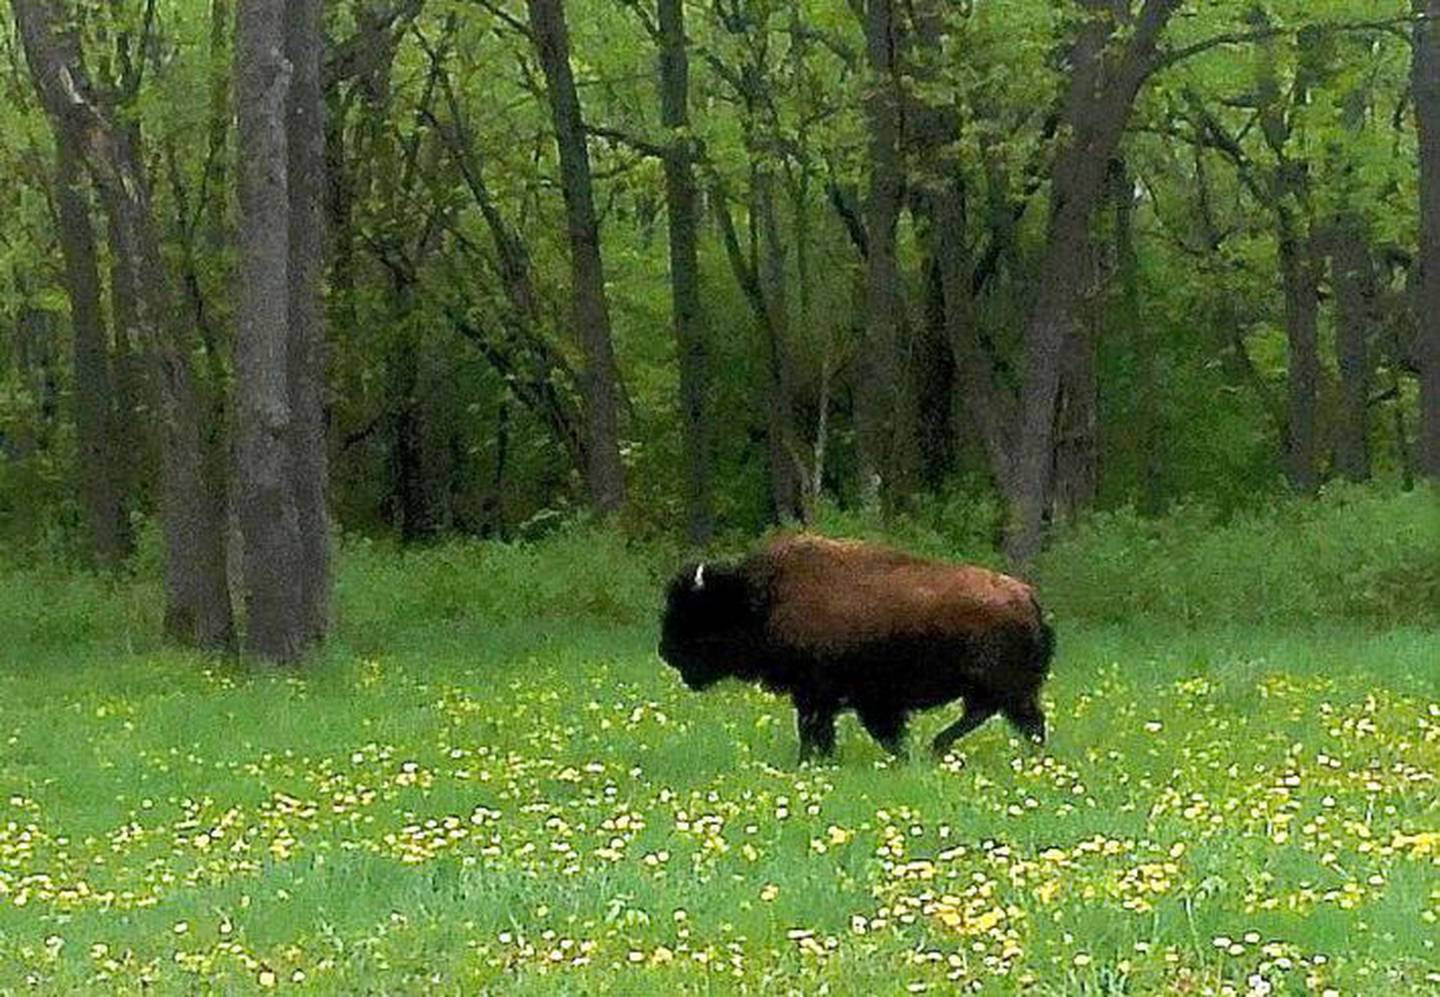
<box><xmin>1</xmin><ymin>491</ymin><xmax>1437</xmax><ymax>994</ymax></box>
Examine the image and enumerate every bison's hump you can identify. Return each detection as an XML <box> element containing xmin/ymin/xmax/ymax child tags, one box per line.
<box><xmin>757</xmin><ymin>534</ymin><xmax>1038</xmax><ymax>649</ymax></box>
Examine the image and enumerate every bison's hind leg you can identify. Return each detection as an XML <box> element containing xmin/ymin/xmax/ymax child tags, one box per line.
<box><xmin>795</xmin><ymin>697</ymin><xmax>839</xmax><ymax>763</ymax></box>
<box><xmin>857</xmin><ymin>707</ymin><xmax>910</xmax><ymax>760</ymax></box>
<box><xmin>930</xmin><ymin>697</ymin><xmax>997</xmax><ymax>758</ymax></box>
<box><xmin>1003</xmin><ymin>696</ymin><xmax>1046</xmax><ymax>746</ymax></box>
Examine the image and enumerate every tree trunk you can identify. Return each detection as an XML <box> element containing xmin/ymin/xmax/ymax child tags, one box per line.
<box><xmin>758</xmin><ymin>169</ymin><xmax>803</xmax><ymax>523</ymax></box>
<box><xmin>1414</xmin><ymin>0</ymin><xmax>1440</xmax><ymax>479</ymax></box>
<box><xmin>1112</xmin><ymin>158</ymin><xmax>1162</xmax><ymax>513</ymax></box>
<box><xmin>15</xmin><ymin>0</ymin><xmax>233</xmax><ymax>647</ymax></box>
<box><xmin>1279</xmin><ymin>225</ymin><xmax>1322</xmax><ymax>493</ymax></box>
<box><xmin>195</xmin><ymin>2</ymin><xmax>239</xmax><ymax>630</ymax></box>
<box><xmin>286</xmin><ymin>0</ymin><xmax>331</xmax><ymax>645</ymax></box>
<box><xmin>906</xmin><ymin>0</ymin><xmax>1015</xmax><ymax>496</ymax></box>
<box><xmin>937</xmin><ymin>173</ymin><xmax>1015</xmax><ymax>495</ymax></box>
<box><xmin>123</xmin><ymin>178</ymin><xmax>234</xmax><ymax>649</ymax></box>
<box><xmin>915</xmin><ymin>253</ymin><xmax>957</xmax><ymax>490</ymax></box>
<box><xmin>1330</xmin><ymin>221</ymin><xmax>1375</xmax><ymax>482</ymax></box>
<box><xmin>1051</xmin><ymin>274</ymin><xmax>1100</xmax><ymax>522</ymax></box>
<box><xmin>235</xmin><ymin>0</ymin><xmax>304</xmax><ymax>660</ymax></box>
<box><xmin>526</xmin><ymin>0</ymin><xmax>627</xmax><ymax>515</ymax></box>
<box><xmin>859</xmin><ymin>0</ymin><xmax>907</xmax><ymax>507</ymax></box>
<box><xmin>712</xmin><ymin>165</ymin><xmax>803</xmax><ymax>523</ymax></box>
<box><xmin>96</xmin><ymin>176</ymin><xmax>147</xmax><ymax>517</ymax></box>
<box><xmin>11</xmin><ymin>285</ymin><xmax>58</xmax><ymax>457</ymax></box>
<box><xmin>53</xmin><ymin>122</ymin><xmax>131</xmax><ymax>566</ymax></box>
<box><xmin>207</xmin><ymin>0</ymin><xmax>232</xmax><ymax>249</ymax></box>
<box><xmin>907</xmin><ymin>0</ymin><xmax>959</xmax><ymax>491</ymax></box>
<box><xmin>786</xmin><ymin>155</ymin><xmax>829</xmax><ymax>518</ymax></box>
<box><xmin>658</xmin><ymin>0</ymin><xmax>712</xmax><ymax>544</ymax></box>
<box><xmin>1003</xmin><ymin>0</ymin><xmax>1179</xmax><ymax>566</ymax></box>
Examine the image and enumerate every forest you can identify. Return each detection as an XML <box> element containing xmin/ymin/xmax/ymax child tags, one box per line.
<box><xmin>0</xmin><ymin>0</ymin><xmax>1437</xmax><ymax>992</ymax></box>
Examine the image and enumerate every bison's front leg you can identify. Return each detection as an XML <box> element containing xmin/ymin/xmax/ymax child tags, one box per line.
<box><xmin>857</xmin><ymin>708</ymin><xmax>909</xmax><ymax>760</ymax></box>
<box><xmin>795</xmin><ymin>698</ymin><xmax>838</xmax><ymax>762</ymax></box>
<box><xmin>930</xmin><ymin>698</ymin><xmax>998</xmax><ymax>758</ymax></box>
<box><xmin>1004</xmin><ymin>697</ymin><xmax>1047</xmax><ymax>745</ymax></box>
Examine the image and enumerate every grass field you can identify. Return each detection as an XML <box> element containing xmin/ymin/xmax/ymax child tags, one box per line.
<box><xmin>1</xmin><ymin>528</ymin><xmax>1437</xmax><ymax>993</ymax></box>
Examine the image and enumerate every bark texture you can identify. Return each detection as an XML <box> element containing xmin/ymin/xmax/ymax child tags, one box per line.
<box><xmin>15</xmin><ymin>0</ymin><xmax>233</xmax><ymax>645</ymax></box>
<box><xmin>236</xmin><ymin>0</ymin><xmax>303</xmax><ymax>660</ymax></box>
<box><xmin>658</xmin><ymin>0</ymin><xmax>713</xmax><ymax>543</ymax></box>
<box><xmin>53</xmin><ymin>121</ymin><xmax>131</xmax><ymax>566</ymax></box>
<box><xmin>286</xmin><ymin>0</ymin><xmax>331</xmax><ymax>643</ymax></box>
<box><xmin>1330</xmin><ymin>222</ymin><xmax>1376</xmax><ymax>482</ymax></box>
<box><xmin>1004</xmin><ymin>0</ymin><xmax>1180</xmax><ymax>565</ymax></box>
<box><xmin>526</xmin><ymin>0</ymin><xmax>628</xmax><ymax>515</ymax></box>
<box><xmin>858</xmin><ymin>0</ymin><xmax>910</xmax><ymax>505</ymax></box>
<box><xmin>1414</xmin><ymin>0</ymin><xmax>1440</xmax><ymax>479</ymax></box>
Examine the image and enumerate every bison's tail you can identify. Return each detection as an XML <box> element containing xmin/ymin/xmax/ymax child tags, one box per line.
<box><xmin>1029</xmin><ymin>597</ymin><xmax>1055</xmax><ymax>675</ymax></box>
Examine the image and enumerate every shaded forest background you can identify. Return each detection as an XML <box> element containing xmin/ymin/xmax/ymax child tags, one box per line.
<box><xmin>1</xmin><ymin>1</ymin><xmax>1437</xmax><ymax>636</ymax></box>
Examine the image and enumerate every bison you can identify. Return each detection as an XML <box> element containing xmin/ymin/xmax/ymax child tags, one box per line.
<box><xmin>658</xmin><ymin>534</ymin><xmax>1054</xmax><ymax>762</ymax></box>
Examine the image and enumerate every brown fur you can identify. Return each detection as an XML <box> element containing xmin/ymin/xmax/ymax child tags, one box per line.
<box><xmin>759</xmin><ymin>536</ymin><xmax>1041</xmax><ymax>650</ymax></box>
<box><xmin>659</xmin><ymin>534</ymin><xmax>1055</xmax><ymax>763</ymax></box>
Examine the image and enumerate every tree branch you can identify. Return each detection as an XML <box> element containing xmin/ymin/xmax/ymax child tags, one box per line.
<box><xmin>584</xmin><ymin>122</ymin><xmax>669</xmax><ymax>159</ymax></box>
<box><xmin>471</xmin><ymin>0</ymin><xmax>533</xmax><ymax>41</ymax></box>
<box><xmin>825</xmin><ymin>175</ymin><xmax>868</xmax><ymax>260</ymax></box>
<box><xmin>1149</xmin><ymin>15</ymin><xmax>1421</xmax><ymax>77</ymax></box>
<box><xmin>710</xmin><ymin>174</ymin><xmax>770</xmax><ymax>321</ymax></box>
<box><xmin>614</xmin><ymin>0</ymin><xmax>659</xmax><ymax>40</ymax></box>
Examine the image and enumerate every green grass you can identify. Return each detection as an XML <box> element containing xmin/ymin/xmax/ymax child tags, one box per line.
<box><xmin>1</xmin><ymin>525</ymin><xmax>1437</xmax><ymax>993</ymax></box>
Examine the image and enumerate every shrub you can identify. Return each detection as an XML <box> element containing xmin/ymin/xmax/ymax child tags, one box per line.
<box><xmin>805</xmin><ymin>483</ymin><xmax>1006</xmax><ymax>569</ymax></box>
<box><xmin>1037</xmin><ymin>484</ymin><xmax>1439</xmax><ymax>626</ymax></box>
<box><xmin>0</xmin><ymin>566</ymin><xmax>163</xmax><ymax>662</ymax></box>
<box><xmin>334</xmin><ymin>522</ymin><xmax>674</xmax><ymax>648</ymax></box>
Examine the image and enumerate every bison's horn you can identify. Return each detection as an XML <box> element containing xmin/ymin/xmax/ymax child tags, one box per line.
<box><xmin>694</xmin><ymin>563</ymin><xmax>705</xmax><ymax>590</ymax></box>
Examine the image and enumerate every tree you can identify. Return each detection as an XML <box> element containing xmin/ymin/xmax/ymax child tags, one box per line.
<box><xmin>1</xmin><ymin>0</ymin><xmax>1429</xmax><ymax>566</ymax></box>
<box><xmin>1331</xmin><ymin>224</ymin><xmax>1377</xmax><ymax>481</ymax></box>
<box><xmin>234</xmin><ymin>0</ymin><xmax>331</xmax><ymax>661</ymax></box>
<box><xmin>525</xmin><ymin>0</ymin><xmax>627</xmax><ymax>516</ymax></box>
<box><xmin>658</xmin><ymin>0</ymin><xmax>712</xmax><ymax>544</ymax></box>
<box><xmin>999</xmin><ymin>0</ymin><xmax>1182</xmax><ymax>563</ymax></box>
<box><xmin>52</xmin><ymin>111</ymin><xmax>130</xmax><ymax>566</ymax></box>
<box><xmin>906</xmin><ymin>0</ymin><xmax>961</xmax><ymax>491</ymax></box>
<box><xmin>858</xmin><ymin>0</ymin><xmax>913</xmax><ymax>506</ymax></box>
<box><xmin>14</xmin><ymin>0</ymin><xmax>233</xmax><ymax>646</ymax></box>
<box><xmin>1415</xmin><ymin>0</ymin><xmax>1440</xmax><ymax>478</ymax></box>
<box><xmin>235</xmin><ymin>0</ymin><xmax>303</xmax><ymax>659</ymax></box>
<box><xmin>1110</xmin><ymin>158</ymin><xmax>1164</xmax><ymax>514</ymax></box>
<box><xmin>700</xmin><ymin>0</ymin><xmax>811</xmax><ymax>525</ymax></box>
<box><xmin>286</xmin><ymin>0</ymin><xmax>330</xmax><ymax>643</ymax></box>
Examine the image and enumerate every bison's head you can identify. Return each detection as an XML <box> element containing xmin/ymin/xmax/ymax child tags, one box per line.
<box><xmin>658</xmin><ymin>561</ymin><xmax>761</xmax><ymax>691</ymax></box>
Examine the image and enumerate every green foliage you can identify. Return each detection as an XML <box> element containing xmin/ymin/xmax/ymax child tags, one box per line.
<box><xmin>805</xmin><ymin>482</ymin><xmax>1007</xmax><ymax>568</ymax></box>
<box><xmin>334</xmin><ymin>524</ymin><xmax>676</xmax><ymax>652</ymax></box>
<box><xmin>0</xmin><ymin>564</ymin><xmax>163</xmax><ymax>662</ymax></box>
<box><xmin>0</xmin><ymin>420</ymin><xmax>81</xmax><ymax>571</ymax></box>
<box><xmin>0</xmin><ymin>0</ymin><xmax>1432</xmax><ymax>562</ymax></box>
<box><xmin>1038</xmin><ymin>485</ymin><xmax>1440</xmax><ymax>626</ymax></box>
